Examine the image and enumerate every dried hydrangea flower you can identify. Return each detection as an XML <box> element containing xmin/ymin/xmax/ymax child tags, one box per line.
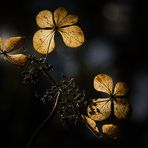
<box><xmin>87</xmin><ymin>74</ymin><xmax>130</xmax><ymax>121</ymax></box>
<box><xmin>33</xmin><ymin>7</ymin><xmax>85</xmax><ymax>54</ymax></box>
<box><xmin>81</xmin><ymin>74</ymin><xmax>131</xmax><ymax>138</ymax></box>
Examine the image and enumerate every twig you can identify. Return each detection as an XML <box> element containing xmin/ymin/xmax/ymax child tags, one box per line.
<box><xmin>25</xmin><ymin>91</ymin><xmax>60</xmax><ymax>148</ymax></box>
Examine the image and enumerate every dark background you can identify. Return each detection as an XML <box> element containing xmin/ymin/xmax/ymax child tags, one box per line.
<box><xmin>0</xmin><ymin>0</ymin><xmax>148</xmax><ymax>148</ymax></box>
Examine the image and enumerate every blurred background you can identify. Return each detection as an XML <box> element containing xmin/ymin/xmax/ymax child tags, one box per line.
<box><xmin>0</xmin><ymin>0</ymin><xmax>147</xmax><ymax>148</ymax></box>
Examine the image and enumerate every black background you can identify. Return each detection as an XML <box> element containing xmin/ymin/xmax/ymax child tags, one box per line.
<box><xmin>0</xmin><ymin>0</ymin><xmax>148</xmax><ymax>148</ymax></box>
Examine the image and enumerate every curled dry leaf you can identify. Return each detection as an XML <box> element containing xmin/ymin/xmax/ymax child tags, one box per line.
<box><xmin>33</xmin><ymin>7</ymin><xmax>84</xmax><ymax>55</ymax></box>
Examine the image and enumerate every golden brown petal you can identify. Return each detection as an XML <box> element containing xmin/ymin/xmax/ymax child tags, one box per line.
<box><xmin>4</xmin><ymin>54</ymin><xmax>28</xmax><ymax>66</ymax></box>
<box><xmin>59</xmin><ymin>25</ymin><xmax>84</xmax><ymax>48</ymax></box>
<box><xmin>114</xmin><ymin>82</ymin><xmax>128</xmax><ymax>97</ymax></box>
<box><xmin>5</xmin><ymin>36</ymin><xmax>25</xmax><ymax>52</ymax></box>
<box><xmin>36</xmin><ymin>10</ymin><xmax>54</xmax><ymax>28</ymax></box>
<box><xmin>59</xmin><ymin>15</ymin><xmax>78</xmax><ymax>27</ymax></box>
<box><xmin>81</xmin><ymin>115</ymin><xmax>99</xmax><ymax>134</ymax></box>
<box><xmin>114</xmin><ymin>98</ymin><xmax>130</xmax><ymax>119</ymax></box>
<box><xmin>94</xmin><ymin>74</ymin><xmax>113</xmax><ymax>95</ymax></box>
<box><xmin>102</xmin><ymin>124</ymin><xmax>119</xmax><ymax>138</ymax></box>
<box><xmin>87</xmin><ymin>98</ymin><xmax>111</xmax><ymax>121</ymax></box>
<box><xmin>33</xmin><ymin>29</ymin><xmax>55</xmax><ymax>54</ymax></box>
<box><xmin>54</xmin><ymin>7</ymin><xmax>68</xmax><ymax>26</ymax></box>
<box><xmin>0</xmin><ymin>37</ymin><xmax>4</xmax><ymax>51</ymax></box>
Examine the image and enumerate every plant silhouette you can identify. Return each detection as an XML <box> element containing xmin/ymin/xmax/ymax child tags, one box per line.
<box><xmin>0</xmin><ymin>6</ymin><xmax>131</xmax><ymax>148</ymax></box>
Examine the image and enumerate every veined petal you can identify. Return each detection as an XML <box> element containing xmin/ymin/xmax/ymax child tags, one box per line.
<box><xmin>81</xmin><ymin>115</ymin><xmax>99</xmax><ymax>134</ymax></box>
<box><xmin>102</xmin><ymin>124</ymin><xmax>119</xmax><ymax>138</ymax></box>
<box><xmin>59</xmin><ymin>15</ymin><xmax>78</xmax><ymax>27</ymax></box>
<box><xmin>33</xmin><ymin>29</ymin><xmax>55</xmax><ymax>54</ymax></box>
<box><xmin>5</xmin><ymin>36</ymin><xmax>25</xmax><ymax>52</ymax></box>
<box><xmin>59</xmin><ymin>25</ymin><xmax>84</xmax><ymax>48</ymax></box>
<box><xmin>114</xmin><ymin>98</ymin><xmax>130</xmax><ymax>119</ymax></box>
<box><xmin>54</xmin><ymin>7</ymin><xmax>68</xmax><ymax>26</ymax></box>
<box><xmin>114</xmin><ymin>82</ymin><xmax>128</xmax><ymax>97</ymax></box>
<box><xmin>4</xmin><ymin>54</ymin><xmax>28</xmax><ymax>66</ymax></box>
<box><xmin>87</xmin><ymin>98</ymin><xmax>111</xmax><ymax>121</ymax></box>
<box><xmin>0</xmin><ymin>37</ymin><xmax>4</xmax><ymax>51</ymax></box>
<box><xmin>36</xmin><ymin>10</ymin><xmax>54</xmax><ymax>28</ymax></box>
<box><xmin>94</xmin><ymin>74</ymin><xmax>113</xmax><ymax>95</ymax></box>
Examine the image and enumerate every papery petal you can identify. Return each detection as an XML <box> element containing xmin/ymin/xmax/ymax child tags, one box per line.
<box><xmin>59</xmin><ymin>15</ymin><xmax>78</xmax><ymax>27</ymax></box>
<box><xmin>114</xmin><ymin>98</ymin><xmax>130</xmax><ymax>119</ymax></box>
<box><xmin>59</xmin><ymin>25</ymin><xmax>84</xmax><ymax>48</ymax></box>
<box><xmin>54</xmin><ymin>7</ymin><xmax>68</xmax><ymax>25</ymax></box>
<box><xmin>36</xmin><ymin>10</ymin><xmax>54</xmax><ymax>28</ymax></box>
<box><xmin>87</xmin><ymin>98</ymin><xmax>111</xmax><ymax>121</ymax></box>
<box><xmin>114</xmin><ymin>82</ymin><xmax>128</xmax><ymax>97</ymax></box>
<box><xmin>4</xmin><ymin>54</ymin><xmax>28</xmax><ymax>66</ymax></box>
<box><xmin>94</xmin><ymin>74</ymin><xmax>113</xmax><ymax>95</ymax></box>
<box><xmin>33</xmin><ymin>29</ymin><xmax>55</xmax><ymax>54</ymax></box>
<box><xmin>5</xmin><ymin>36</ymin><xmax>25</xmax><ymax>52</ymax></box>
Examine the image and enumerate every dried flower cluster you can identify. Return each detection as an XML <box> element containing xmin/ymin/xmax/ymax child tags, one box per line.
<box><xmin>82</xmin><ymin>74</ymin><xmax>131</xmax><ymax>139</ymax></box>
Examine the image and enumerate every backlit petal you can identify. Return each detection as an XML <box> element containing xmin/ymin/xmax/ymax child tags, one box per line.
<box><xmin>59</xmin><ymin>25</ymin><xmax>84</xmax><ymax>48</ymax></box>
<box><xmin>33</xmin><ymin>29</ymin><xmax>55</xmax><ymax>54</ymax></box>
<box><xmin>36</xmin><ymin>10</ymin><xmax>54</xmax><ymax>28</ymax></box>
<box><xmin>94</xmin><ymin>74</ymin><xmax>113</xmax><ymax>95</ymax></box>
<box><xmin>87</xmin><ymin>98</ymin><xmax>111</xmax><ymax>121</ymax></box>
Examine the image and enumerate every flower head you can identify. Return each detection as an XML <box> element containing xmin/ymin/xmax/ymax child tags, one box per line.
<box><xmin>87</xmin><ymin>74</ymin><xmax>130</xmax><ymax>121</ymax></box>
<box><xmin>33</xmin><ymin>7</ymin><xmax>85</xmax><ymax>54</ymax></box>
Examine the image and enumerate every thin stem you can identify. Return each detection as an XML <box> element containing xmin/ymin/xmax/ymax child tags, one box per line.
<box><xmin>33</xmin><ymin>57</ymin><xmax>58</xmax><ymax>87</ymax></box>
<box><xmin>33</xmin><ymin>57</ymin><xmax>79</xmax><ymax>114</ymax></box>
<box><xmin>25</xmin><ymin>57</ymin><xmax>80</xmax><ymax>148</ymax></box>
<box><xmin>26</xmin><ymin>91</ymin><xmax>60</xmax><ymax>148</ymax></box>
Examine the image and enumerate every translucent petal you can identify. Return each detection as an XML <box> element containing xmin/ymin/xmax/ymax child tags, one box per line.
<box><xmin>102</xmin><ymin>124</ymin><xmax>119</xmax><ymax>138</ymax></box>
<box><xmin>54</xmin><ymin>7</ymin><xmax>68</xmax><ymax>26</ymax></box>
<box><xmin>59</xmin><ymin>25</ymin><xmax>84</xmax><ymax>48</ymax></box>
<box><xmin>59</xmin><ymin>15</ymin><xmax>78</xmax><ymax>27</ymax></box>
<box><xmin>81</xmin><ymin>115</ymin><xmax>99</xmax><ymax>134</ymax></box>
<box><xmin>94</xmin><ymin>74</ymin><xmax>113</xmax><ymax>95</ymax></box>
<box><xmin>0</xmin><ymin>37</ymin><xmax>4</xmax><ymax>51</ymax></box>
<box><xmin>87</xmin><ymin>98</ymin><xmax>111</xmax><ymax>121</ymax></box>
<box><xmin>5</xmin><ymin>36</ymin><xmax>25</xmax><ymax>52</ymax></box>
<box><xmin>36</xmin><ymin>10</ymin><xmax>54</xmax><ymax>28</ymax></box>
<box><xmin>4</xmin><ymin>54</ymin><xmax>28</xmax><ymax>66</ymax></box>
<box><xmin>114</xmin><ymin>82</ymin><xmax>128</xmax><ymax>97</ymax></box>
<box><xmin>33</xmin><ymin>29</ymin><xmax>55</xmax><ymax>54</ymax></box>
<box><xmin>114</xmin><ymin>98</ymin><xmax>130</xmax><ymax>119</ymax></box>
